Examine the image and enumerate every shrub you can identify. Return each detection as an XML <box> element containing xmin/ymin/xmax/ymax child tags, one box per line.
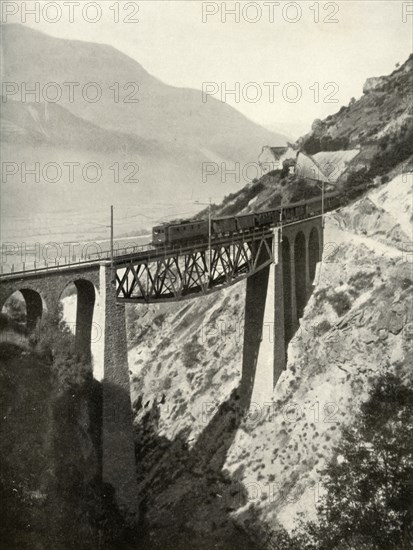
<box><xmin>182</xmin><ymin>336</ymin><xmax>203</xmax><ymax>368</ymax></box>
<box><xmin>315</xmin><ymin>319</ymin><xmax>332</xmax><ymax>335</ymax></box>
<box><xmin>328</xmin><ymin>291</ymin><xmax>352</xmax><ymax>316</ymax></box>
<box><xmin>269</xmin><ymin>373</ymin><xmax>413</xmax><ymax>550</ymax></box>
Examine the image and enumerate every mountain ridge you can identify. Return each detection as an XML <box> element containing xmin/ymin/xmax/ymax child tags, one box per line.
<box><xmin>0</xmin><ymin>23</ymin><xmax>288</xmax><ymax>237</ymax></box>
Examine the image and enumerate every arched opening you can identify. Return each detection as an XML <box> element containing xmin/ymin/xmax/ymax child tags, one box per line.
<box><xmin>59</xmin><ymin>279</ymin><xmax>97</xmax><ymax>363</ymax></box>
<box><xmin>308</xmin><ymin>227</ymin><xmax>320</xmax><ymax>284</ymax></box>
<box><xmin>1</xmin><ymin>289</ymin><xmax>44</xmax><ymax>337</ymax></box>
<box><xmin>282</xmin><ymin>237</ymin><xmax>293</xmax><ymax>344</ymax></box>
<box><xmin>294</xmin><ymin>232</ymin><xmax>307</xmax><ymax>320</ymax></box>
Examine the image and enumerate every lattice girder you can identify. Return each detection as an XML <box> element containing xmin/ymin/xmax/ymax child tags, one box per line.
<box><xmin>116</xmin><ymin>231</ymin><xmax>274</xmax><ymax>303</ymax></box>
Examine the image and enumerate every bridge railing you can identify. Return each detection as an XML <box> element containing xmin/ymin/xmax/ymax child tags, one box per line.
<box><xmin>0</xmin><ymin>227</ymin><xmax>271</xmax><ymax>277</ymax></box>
<box><xmin>0</xmin><ymin>241</ymin><xmax>159</xmax><ymax>277</ymax></box>
<box><xmin>0</xmin><ymin>257</ymin><xmax>96</xmax><ymax>276</ymax></box>
<box><xmin>0</xmin><ymin>217</ymin><xmax>315</xmax><ymax>278</ymax></box>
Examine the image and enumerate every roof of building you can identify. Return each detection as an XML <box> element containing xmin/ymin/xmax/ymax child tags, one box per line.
<box><xmin>269</xmin><ymin>146</ymin><xmax>289</xmax><ymax>157</ymax></box>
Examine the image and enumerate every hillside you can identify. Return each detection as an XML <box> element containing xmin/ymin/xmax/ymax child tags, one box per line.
<box><xmin>299</xmin><ymin>55</ymin><xmax>413</xmax><ymax>181</ymax></box>
<box><xmin>195</xmin><ymin>54</ymin><xmax>413</xmax><ymax>226</ymax></box>
<box><xmin>122</xmin><ymin>168</ymin><xmax>412</xmax><ymax>549</ymax></box>
<box><xmin>0</xmin><ymin>319</ymin><xmax>131</xmax><ymax>550</ymax></box>
<box><xmin>0</xmin><ymin>97</ymin><xmax>206</xmax><ymax>239</ymax></box>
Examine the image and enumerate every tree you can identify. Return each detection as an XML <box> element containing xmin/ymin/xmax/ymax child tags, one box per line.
<box><xmin>313</xmin><ymin>372</ymin><xmax>413</xmax><ymax>549</ymax></box>
<box><xmin>273</xmin><ymin>372</ymin><xmax>413</xmax><ymax>550</ymax></box>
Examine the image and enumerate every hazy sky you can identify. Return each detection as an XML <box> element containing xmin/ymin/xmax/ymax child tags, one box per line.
<box><xmin>14</xmin><ymin>1</ymin><xmax>413</xmax><ymax>136</ymax></box>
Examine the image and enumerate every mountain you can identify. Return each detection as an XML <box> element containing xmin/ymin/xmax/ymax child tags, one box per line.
<box><xmin>2</xmin><ymin>24</ymin><xmax>288</xmax><ymax>156</ymax></box>
<box><xmin>0</xmin><ymin>24</ymin><xmax>288</xmax><ymax>240</ymax></box>
<box><xmin>265</xmin><ymin>123</ymin><xmax>300</xmax><ymax>142</ymax></box>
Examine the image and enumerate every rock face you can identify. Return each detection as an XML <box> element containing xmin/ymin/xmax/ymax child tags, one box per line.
<box><xmin>363</xmin><ymin>76</ymin><xmax>388</xmax><ymax>94</ymax></box>
<box><xmin>299</xmin><ymin>54</ymin><xmax>413</xmax><ymax>170</ymax></box>
<box><xmin>126</xmin><ymin>172</ymin><xmax>413</xmax><ymax>547</ymax></box>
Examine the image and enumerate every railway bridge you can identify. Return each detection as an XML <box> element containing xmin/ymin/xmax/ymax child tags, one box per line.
<box><xmin>0</xmin><ymin>214</ymin><xmax>323</xmax><ymax>517</ymax></box>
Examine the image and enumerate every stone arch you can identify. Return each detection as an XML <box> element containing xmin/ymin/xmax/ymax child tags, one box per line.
<box><xmin>281</xmin><ymin>237</ymin><xmax>293</xmax><ymax>344</ymax></box>
<box><xmin>59</xmin><ymin>278</ymin><xmax>96</xmax><ymax>362</ymax></box>
<box><xmin>308</xmin><ymin>227</ymin><xmax>320</xmax><ymax>284</ymax></box>
<box><xmin>1</xmin><ymin>288</ymin><xmax>45</xmax><ymax>333</ymax></box>
<box><xmin>294</xmin><ymin>231</ymin><xmax>307</xmax><ymax>320</ymax></box>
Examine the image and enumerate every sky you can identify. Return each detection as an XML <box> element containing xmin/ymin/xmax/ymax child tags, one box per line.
<box><xmin>7</xmin><ymin>0</ymin><xmax>413</xmax><ymax>136</ymax></box>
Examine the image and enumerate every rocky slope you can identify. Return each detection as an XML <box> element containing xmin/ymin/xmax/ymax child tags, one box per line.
<box><xmin>123</xmin><ymin>165</ymin><xmax>412</xmax><ymax>547</ymax></box>
<box><xmin>298</xmin><ymin>54</ymin><xmax>413</xmax><ymax>182</ymax></box>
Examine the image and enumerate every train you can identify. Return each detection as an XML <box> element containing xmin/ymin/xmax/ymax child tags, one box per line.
<box><xmin>152</xmin><ymin>191</ymin><xmax>342</xmax><ymax>247</ymax></box>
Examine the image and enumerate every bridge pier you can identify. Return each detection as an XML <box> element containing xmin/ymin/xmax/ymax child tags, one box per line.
<box><xmin>99</xmin><ymin>264</ymin><xmax>139</xmax><ymax>520</ymax></box>
<box><xmin>242</xmin><ymin>218</ymin><xmax>324</xmax><ymax>397</ymax></box>
<box><xmin>289</xmin><ymin>240</ymin><xmax>299</xmax><ymax>335</ymax></box>
<box><xmin>273</xmin><ymin>231</ymin><xmax>287</xmax><ymax>386</ymax></box>
<box><xmin>241</xmin><ymin>243</ymin><xmax>272</xmax><ymax>402</ymax></box>
<box><xmin>74</xmin><ymin>279</ymin><xmax>96</xmax><ymax>362</ymax></box>
<box><xmin>242</xmin><ymin>229</ymin><xmax>287</xmax><ymax>401</ymax></box>
<box><xmin>305</xmin><ymin>234</ymin><xmax>312</xmax><ymax>300</ymax></box>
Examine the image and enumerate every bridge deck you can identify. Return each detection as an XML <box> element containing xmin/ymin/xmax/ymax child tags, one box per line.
<box><xmin>0</xmin><ymin>215</ymin><xmax>322</xmax><ymax>283</ymax></box>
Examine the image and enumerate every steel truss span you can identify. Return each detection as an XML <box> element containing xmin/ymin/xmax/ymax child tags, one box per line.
<box><xmin>115</xmin><ymin>230</ymin><xmax>274</xmax><ymax>303</ymax></box>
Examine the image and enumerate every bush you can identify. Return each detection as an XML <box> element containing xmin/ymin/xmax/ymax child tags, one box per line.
<box><xmin>182</xmin><ymin>336</ymin><xmax>204</xmax><ymax>368</ymax></box>
<box><xmin>270</xmin><ymin>372</ymin><xmax>413</xmax><ymax>550</ymax></box>
<box><xmin>0</xmin><ymin>307</ymin><xmax>132</xmax><ymax>549</ymax></box>
<box><xmin>328</xmin><ymin>290</ymin><xmax>352</xmax><ymax>316</ymax></box>
<box><xmin>289</xmin><ymin>178</ymin><xmax>321</xmax><ymax>203</ymax></box>
<box><xmin>315</xmin><ymin>319</ymin><xmax>332</xmax><ymax>335</ymax></box>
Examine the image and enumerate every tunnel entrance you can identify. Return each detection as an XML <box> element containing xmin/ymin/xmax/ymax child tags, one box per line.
<box><xmin>294</xmin><ymin>232</ymin><xmax>307</xmax><ymax>320</ymax></box>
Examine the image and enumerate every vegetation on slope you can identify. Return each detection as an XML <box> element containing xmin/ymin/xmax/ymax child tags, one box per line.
<box><xmin>0</xmin><ymin>309</ymin><xmax>129</xmax><ymax>550</ymax></box>
<box><xmin>269</xmin><ymin>372</ymin><xmax>413</xmax><ymax>550</ymax></box>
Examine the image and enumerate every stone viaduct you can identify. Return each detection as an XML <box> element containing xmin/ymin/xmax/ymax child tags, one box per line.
<box><xmin>0</xmin><ymin>216</ymin><xmax>323</xmax><ymax>517</ymax></box>
<box><xmin>0</xmin><ymin>263</ymin><xmax>138</xmax><ymax>516</ymax></box>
